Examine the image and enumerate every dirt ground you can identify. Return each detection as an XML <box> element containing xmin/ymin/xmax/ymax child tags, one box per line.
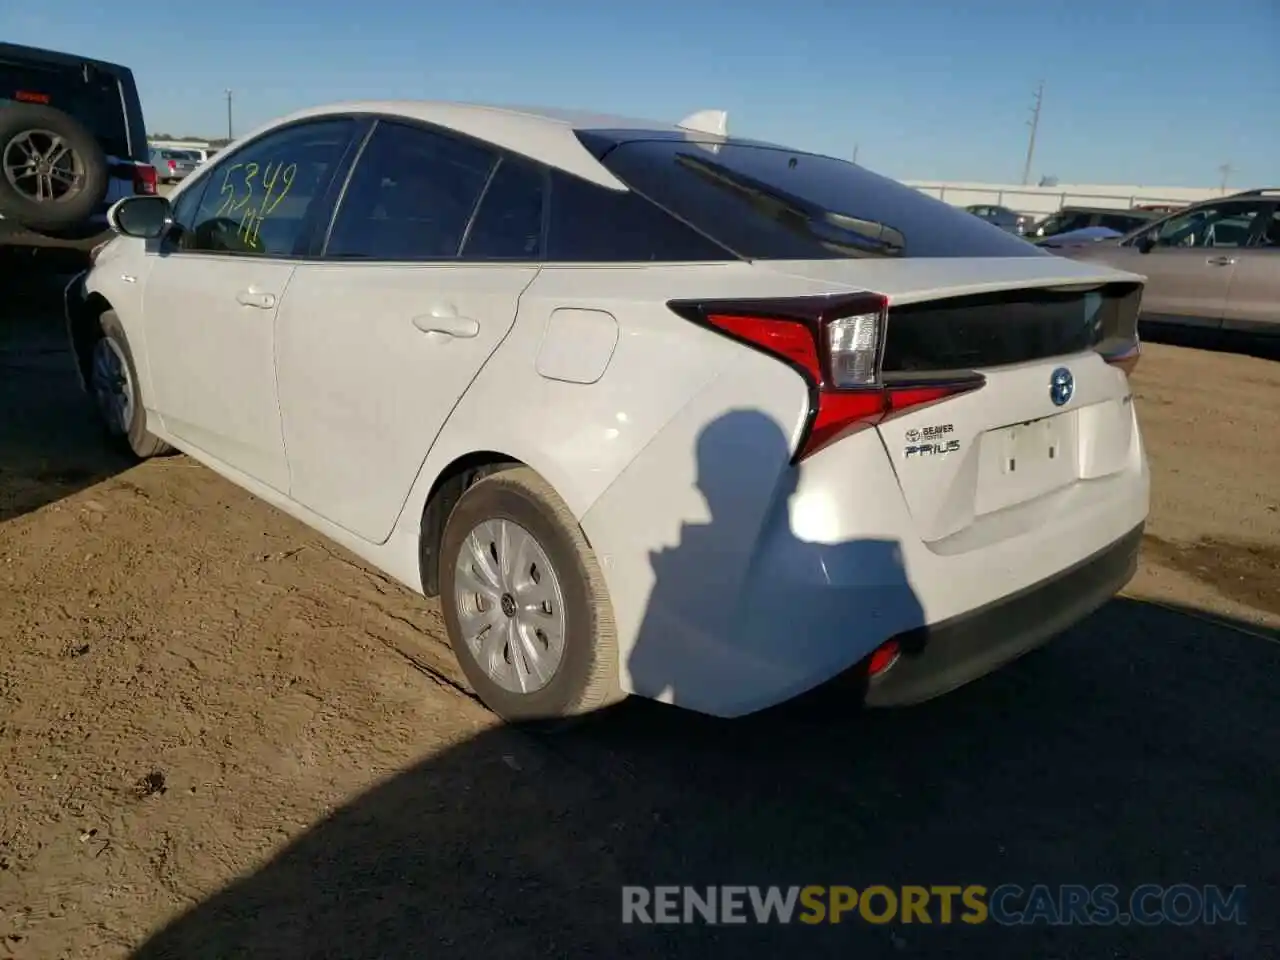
<box><xmin>1</xmin><ymin>261</ymin><xmax>1277</xmax><ymax>960</ymax></box>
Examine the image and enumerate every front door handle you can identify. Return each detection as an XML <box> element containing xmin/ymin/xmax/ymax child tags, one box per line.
<box><xmin>412</xmin><ymin>312</ymin><xmax>479</xmax><ymax>339</ymax></box>
<box><xmin>236</xmin><ymin>289</ymin><xmax>277</xmax><ymax>309</ymax></box>
<box><xmin>1206</xmin><ymin>255</ymin><xmax>1237</xmax><ymax>267</ymax></box>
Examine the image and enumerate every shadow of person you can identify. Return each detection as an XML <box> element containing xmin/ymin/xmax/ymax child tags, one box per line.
<box><xmin>123</xmin><ymin>411</ymin><xmax>1274</xmax><ymax>960</ymax></box>
<box><xmin>626</xmin><ymin>408</ymin><xmax>925</xmax><ymax>718</ymax></box>
<box><xmin>122</xmin><ymin>599</ymin><xmax>1276</xmax><ymax>960</ymax></box>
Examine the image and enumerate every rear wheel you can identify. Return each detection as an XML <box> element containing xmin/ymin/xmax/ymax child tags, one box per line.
<box><xmin>89</xmin><ymin>311</ymin><xmax>172</xmax><ymax>459</ymax></box>
<box><xmin>438</xmin><ymin>467</ymin><xmax>620</xmax><ymax>722</ymax></box>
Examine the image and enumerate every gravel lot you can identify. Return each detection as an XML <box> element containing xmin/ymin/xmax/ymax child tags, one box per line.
<box><xmin>1</xmin><ymin>260</ymin><xmax>1277</xmax><ymax>959</ymax></box>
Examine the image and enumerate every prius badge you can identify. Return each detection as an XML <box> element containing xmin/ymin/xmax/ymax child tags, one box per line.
<box><xmin>1049</xmin><ymin>367</ymin><xmax>1074</xmax><ymax>407</ymax></box>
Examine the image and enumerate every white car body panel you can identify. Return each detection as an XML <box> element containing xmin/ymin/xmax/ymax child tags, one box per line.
<box><xmin>276</xmin><ymin>262</ymin><xmax>541</xmax><ymax>543</ymax></box>
<box><xmin>144</xmin><ymin>254</ymin><xmax>296</xmax><ymax>492</ymax></box>
<box><xmin>71</xmin><ymin>100</ymin><xmax>1151</xmax><ymax>720</ymax></box>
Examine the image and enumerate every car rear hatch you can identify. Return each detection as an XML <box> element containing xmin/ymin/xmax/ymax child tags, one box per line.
<box><xmin>750</xmin><ymin>257</ymin><xmax>1144</xmax><ymax>543</ymax></box>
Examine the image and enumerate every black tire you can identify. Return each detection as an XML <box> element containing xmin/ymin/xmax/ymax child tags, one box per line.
<box><xmin>0</xmin><ymin>103</ymin><xmax>110</xmax><ymax>232</ymax></box>
<box><xmin>90</xmin><ymin>311</ymin><xmax>172</xmax><ymax>459</ymax></box>
<box><xmin>439</xmin><ymin>467</ymin><xmax>621</xmax><ymax>722</ymax></box>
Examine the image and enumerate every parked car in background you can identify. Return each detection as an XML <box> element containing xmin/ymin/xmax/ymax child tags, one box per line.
<box><xmin>68</xmin><ymin>99</ymin><xmax>1149</xmax><ymax>723</ymax></box>
<box><xmin>1064</xmin><ymin>188</ymin><xmax>1280</xmax><ymax>339</ymax></box>
<box><xmin>964</xmin><ymin>203</ymin><xmax>1032</xmax><ymax>235</ymax></box>
<box><xmin>1028</xmin><ymin>206</ymin><xmax>1159</xmax><ymax>241</ymax></box>
<box><xmin>1034</xmin><ymin>225</ymin><xmax>1124</xmax><ymax>250</ymax></box>
<box><xmin>0</xmin><ymin>41</ymin><xmax>155</xmax><ymax>255</ymax></box>
<box><xmin>149</xmin><ymin>147</ymin><xmax>201</xmax><ymax>183</ymax></box>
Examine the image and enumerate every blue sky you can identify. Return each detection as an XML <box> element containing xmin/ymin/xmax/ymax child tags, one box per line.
<box><xmin>4</xmin><ymin>0</ymin><xmax>1276</xmax><ymax>187</ymax></box>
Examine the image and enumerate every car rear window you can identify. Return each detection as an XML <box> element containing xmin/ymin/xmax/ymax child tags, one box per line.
<box><xmin>0</xmin><ymin>56</ymin><xmax>131</xmax><ymax>158</ymax></box>
<box><xmin>589</xmin><ymin>136</ymin><xmax>1045</xmax><ymax>260</ymax></box>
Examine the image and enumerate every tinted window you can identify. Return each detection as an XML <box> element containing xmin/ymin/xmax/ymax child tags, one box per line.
<box><xmin>0</xmin><ymin>58</ymin><xmax>130</xmax><ymax>158</ymax></box>
<box><xmin>1098</xmin><ymin>213</ymin><xmax>1147</xmax><ymax>234</ymax></box>
<box><xmin>1041</xmin><ymin>212</ymin><xmax>1092</xmax><ymax>237</ymax></box>
<box><xmin>184</xmin><ymin>119</ymin><xmax>355</xmax><ymax>257</ymax></box>
<box><xmin>461</xmin><ymin>155</ymin><xmax>546</xmax><ymax>260</ymax></box>
<box><xmin>166</xmin><ymin>176</ymin><xmax>211</xmax><ymax>251</ymax></box>
<box><xmin>326</xmin><ymin>121</ymin><xmax>496</xmax><ymax>260</ymax></box>
<box><xmin>546</xmin><ymin>170</ymin><xmax>731</xmax><ymax>262</ymax></box>
<box><xmin>593</xmin><ymin>137</ymin><xmax>1044</xmax><ymax>259</ymax></box>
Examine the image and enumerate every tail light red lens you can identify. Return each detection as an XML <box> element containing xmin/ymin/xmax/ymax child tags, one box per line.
<box><xmin>133</xmin><ymin>164</ymin><xmax>157</xmax><ymax>195</ymax></box>
<box><xmin>867</xmin><ymin>639</ymin><xmax>901</xmax><ymax>677</ymax></box>
<box><xmin>668</xmin><ymin>294</ymin><xmax>984</xmax><ymax>462</ymax></box>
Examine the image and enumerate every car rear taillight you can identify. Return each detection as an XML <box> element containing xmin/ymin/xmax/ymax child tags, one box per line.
<box><xmin>133</xmin><ymin>164</ymin><xmax>157</xmax><ymax>195</ymax></box>
<box><xmin>668</xmin><ymin>294</ymin><xmax>985</xmax><ymax>462</ymax></box>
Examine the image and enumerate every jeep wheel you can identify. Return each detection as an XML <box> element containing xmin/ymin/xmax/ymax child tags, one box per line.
<box><xmin>0</xmin><ymin>104</ymin><xmax>110</xmax><ymax>232</ymax></box>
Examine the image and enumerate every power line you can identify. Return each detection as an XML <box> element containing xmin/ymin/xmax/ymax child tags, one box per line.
<box><xmin>1021</xmin><ymin>81</ymin><xmax>1044</xmax><ymax>186</ymax></box>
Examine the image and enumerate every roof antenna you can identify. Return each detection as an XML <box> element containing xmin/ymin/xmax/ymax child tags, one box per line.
<box><xmin>677</xmin><ymin>109</ymin><xmax>729</xmax><ymax>137</ymax></box>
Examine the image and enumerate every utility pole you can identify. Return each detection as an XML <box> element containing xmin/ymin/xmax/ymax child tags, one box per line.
<box><xmin>1021</xmin><ymin>81</ymin><xmax>1044</xmax><ymax>186</ymax></box>
<box><xmin>1218</xmin><ymin>162</ymin><xmax>1232</xmax><ymax>194</ymax></box>
<box><xmin>852</xmin><ymin>143</ymin><xmax>860</xmax><ymax>164</ymax></box>
<box><xmin>225</xmin><ymin>89</ymin><xmax>234</xmax><ymax>141</ymax></box>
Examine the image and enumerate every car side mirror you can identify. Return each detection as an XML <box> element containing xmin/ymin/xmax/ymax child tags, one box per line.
<box><xmin>107</xmin><ymin>195</ymin><xmax>173</xmax><ymax>240</ymax></box>
<box><xmin>1135</xmin><ymin>233</ymin><xmax>1156</xmax><ymax>254</ymax></box>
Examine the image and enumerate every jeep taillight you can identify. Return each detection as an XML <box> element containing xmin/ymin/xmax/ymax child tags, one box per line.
<box><xmin>133</xmin><ymin>164</ymin><xmax>157</xmax><ymax>195</ymax></box>
<box><xmin>668</xmin><ymin>294</ymin><xmax>984</xmax><ymax>462</ymax></box>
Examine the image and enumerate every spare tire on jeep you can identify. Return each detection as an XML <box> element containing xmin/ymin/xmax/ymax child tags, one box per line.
<box><xmin>0</xmin><ymin>102</ymin><xmax>110</xmax><ymax>233</ymax></box>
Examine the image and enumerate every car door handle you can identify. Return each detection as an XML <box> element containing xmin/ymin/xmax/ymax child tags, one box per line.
<box><xmin>412</xmin><ymin>311</ymin><xmax>479</xmax><ymax>339</ymax></box>
<box><xmin>1206</xmin><ymin>255</ymin><xmax>1236</xmax><ymax>266</ymax></box>
<box><xmin>236</xmin><ymin>289</ymin><xmax>277</xmax><ymax>309</ymax></box>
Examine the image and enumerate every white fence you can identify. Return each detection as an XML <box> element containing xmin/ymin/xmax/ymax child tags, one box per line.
<box><xmin>901</xmin><ymin>181</ymin><xmax>1227</xmax><ymax>219</ymax></box>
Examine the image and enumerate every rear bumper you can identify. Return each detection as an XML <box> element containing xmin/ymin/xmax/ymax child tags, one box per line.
<box><xmin>864</xmin><ymin>522</ymin><xmax>1143</xmax><ymax>706</ymax></box>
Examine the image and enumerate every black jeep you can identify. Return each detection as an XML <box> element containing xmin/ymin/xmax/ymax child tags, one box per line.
<box><xmin>1</xmin><ymin>41</ymin><xmax>155</xmax><ymax>260</ymax></box>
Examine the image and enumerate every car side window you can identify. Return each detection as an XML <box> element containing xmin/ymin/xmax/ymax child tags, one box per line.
<box><xmin>1149</xmin><ymin>202</ymin><xmax>1263</xmax><ymax>249</ymax></box>
<box><xmin>166</xmin><ymin>176</ymin><xmax>212</xmax><ymax>251</ymax></box>
<box><xmin>1058</xmin><ymin>213</ymin><xmax>1089</xmax><ymax>233</ymax></box>
<box><xmin>1252</xmin><ymin>209</ymin><xmax>1280</xmax><ymax>248</ymax></box>
<box><xmin>461</xmin><ymin>154</ymin><xmax>546</xmax><ymax>261</ymax></box>
<box><xmin>326</xmin><ymin>120</ymin><xmax>497</xmax><ymax>261</ymax></box>
<box><xmin>545</xmin><ymin>170</ymin><xmax>730</xmax><ymax>262</ymax></box>
<box><xmin>183</xmin><ymin>118</ymin><xmax>356</xmax><ymax>258</ymax></box>
<box><xmin>1099</xmin><ymin>213</ymin><xmax>1136</xmax><ymax>233</ymax></box>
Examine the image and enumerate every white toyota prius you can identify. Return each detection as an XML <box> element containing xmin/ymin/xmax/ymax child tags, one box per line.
<box><xmin>65</xmin><ymin>101</ymin><xmax>1149</xmax><ymax>722</ymax></box>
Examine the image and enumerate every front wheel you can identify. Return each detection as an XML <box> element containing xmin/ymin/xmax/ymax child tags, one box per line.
<box><xmin>439</xmin><ymin>467</ymin><xmax>620</xmax><ymax>722</ymax></box>
<box><xmin>88</xmin><ymin>311</ymin><xmax>172</xmax><ymax>459</ymax></box>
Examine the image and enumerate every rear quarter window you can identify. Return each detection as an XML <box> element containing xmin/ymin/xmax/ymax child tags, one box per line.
<box><xmin>545</xmin><ymin>169</ymin><xmax>732</xmax><ymax>262</ymax></box>
<box><xmin>592</xmin><ymin>137</ymin><xmax>1046</xmax><ymax>260</ymax></box>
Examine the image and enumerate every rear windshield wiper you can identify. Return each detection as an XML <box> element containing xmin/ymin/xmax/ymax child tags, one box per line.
<box><xmin>673</xmin><ymin>151</ymin><xmax>906</xmax><ymax>257</ymax></box>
